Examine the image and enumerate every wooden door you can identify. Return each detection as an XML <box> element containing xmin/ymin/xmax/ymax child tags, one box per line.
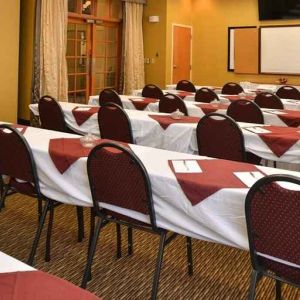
<box><xmin>172</xmin><ymin>25</ymin><xmax>192</xmax><ymax>84</ymax></box>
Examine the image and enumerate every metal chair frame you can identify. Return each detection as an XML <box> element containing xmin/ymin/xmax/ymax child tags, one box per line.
<box><xmin>81</xmin><ymin>142</ymin><xmax>193</xmax><ymax>300</ymax></box>
<box><xmin>245</xmin><ymin>175</ymin><xmax>300</xmax><ymax>300</ymax></box>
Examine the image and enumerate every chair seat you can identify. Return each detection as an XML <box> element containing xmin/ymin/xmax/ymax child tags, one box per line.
<box><xmin>10</xmin><ymin>178</ymin><xmax>36</xmax><ymax>196</ymax></box>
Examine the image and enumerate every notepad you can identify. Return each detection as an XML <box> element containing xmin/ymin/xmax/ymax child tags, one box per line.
<box><xmin>244</xmin><ymin>127</ymin><xmax>271</xmax><ymax>134</ymax></box>
<box><xmin>267</xmin><ymin>110</ymin><xmax>287</xmax><ymax>115</ymax></box>
<box><xmin>75</xmin><ymin>107</ymin><xmax>92</xmax><ymax>111</ymax></box>
<box><xmin>234</xmin><ymin>171</ymin><xmax>264</xmax><ymax>188</ymax></box>
<box><xmin>172</xmin><ymin>160</ymin><xmax>202</xmax><ymax>173</ymax></box>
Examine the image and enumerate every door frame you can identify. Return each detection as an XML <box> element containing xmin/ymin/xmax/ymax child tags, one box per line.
<box><xmin>171</xmin><ymin>23</ymin><xmax>193</xmax><ymax>84</ymax></box>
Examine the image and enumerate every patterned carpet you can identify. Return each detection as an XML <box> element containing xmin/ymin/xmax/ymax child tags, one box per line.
<box><xmin>0</xmin><ymin>193</ymin><xmax>299</xmax><ymax>299</ymax></box>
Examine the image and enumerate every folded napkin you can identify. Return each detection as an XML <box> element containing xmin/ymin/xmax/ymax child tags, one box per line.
<box><xmin>149</xmin><ymin>115</ymin><xmax>200</xmax><ymax>130</ymax></box>
<box><xmin>72</xmin><ymin>106</ymin><xmax>100</xmax><ymax>126</ymax></box>
<box><xmin>129</xmin><ymin>97</ymin><xmax>159</xmax><ymax>110</ymax></box>
<box><xmin>194</xmin><ymin>103</ymin><xmax>228</xmax><ymax>115</ymax></box>
<box><xmin>223</xmin><ymin>95</ymin><xmax>255</xmax><ymax>102</ymax></box>
<box><xmin>169</xmin><ymin>159</ymin><xmax>260</xmax><ymax>205</ymax></box>
<box><xmin>0</xmin><ymin>271</ymin><xmax>100</xmax><ymax>300</ymax></box>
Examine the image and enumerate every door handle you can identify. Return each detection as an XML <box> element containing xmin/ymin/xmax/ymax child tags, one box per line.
<box><xmin>173</xmin><ymin>65</ymin><xmax>177</xmax><ymax>69</ymax></box>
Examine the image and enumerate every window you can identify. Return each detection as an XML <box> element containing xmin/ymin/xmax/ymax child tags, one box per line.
<box><xmin>67</xmin><ymin>0</ymin><xmax>122</xmax><ymax>103</ymax></box>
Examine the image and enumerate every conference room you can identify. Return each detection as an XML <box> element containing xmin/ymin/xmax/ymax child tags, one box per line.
<box><xmin>1</xmin><ymin>0</ymin><xmax>300</xmax><ymax>299</ymax></box>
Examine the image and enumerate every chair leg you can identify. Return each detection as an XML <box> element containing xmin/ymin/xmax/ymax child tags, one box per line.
<box><xmin>81</xmin><ymin>217</ymin><xmax>103</xmax><ymax>289</ymax></box>
<box><xmin>37</xmin><ymin>198</ymin><xmax>43</xmax><ymax>220</ymax></box>
<box><xmin>186</xmin><ymin>236</ymin><xmax>193</xmax><ymax>276</ymax></box>
<box><xmin>273</xmin><ymin>161</ymin><xmax>277</xmax><ymax>168</ymax></box>
<box><xmin>275</xmin><ymin>280</ymin><xmax>282</xmax><ymax>300</ymax></box>
<box><xmin>248</xmin><ymin>270</ymin><xmax>259</xmax><ymax>300</ymax></box>
<box><xmin>128</xmin><ymin>227</ymin><xmax>133</xmax><ymax>256</ymax></box>
<box><xmin>116</xmin><ymin>223</ymin><xmax>122</xmax><ymax>259</ymax></box>
<box><xmin>0</xmin><ymin>185</ymin><xmax>9</xmax><ymax>211</ymax></box>
<box><xmin>45</xmin><ymin>202</ymin><xmax>54</xmax><ymax>262</ymax></box>
<box><xmin>151</xmin><ymin>231</ymin><xmax>167</xmax><ymax>300</ymax></box>
<box><xmin>27</xmin><ymin>199</ymin><xmax>50</xmax><ymax>266</ymax></box>
<box><xmin>76</xmin><ymin>206</ymin><xmax>84</xmax><ymax>242</ymax></box>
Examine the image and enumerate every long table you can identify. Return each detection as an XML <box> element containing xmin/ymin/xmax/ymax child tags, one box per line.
<box><xmin>88</xmin><ymin>95</ymin><xmax>300</xmax><ymax>128</ymax></box>
<box><xmin>29</xmin><ymin>102</ymin><xmax>300</xmax><ymax>164</ymax></box>
<box><xmin>0</xmin><ymin>251</ymin><xmax>100</xmax><ymax>299</ymax></box>
<box><xmin>131</xmin><ymin>89</ymin><xmax>300</xmax><ymax>111</ymax></box>
<box><xmin>2</xmin><ymin>123</ymin><xmax>299</xmax><ymax>250</ymax></box>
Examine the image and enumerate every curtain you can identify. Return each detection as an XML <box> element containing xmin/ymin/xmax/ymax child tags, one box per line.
<box><xmin>40</xmin><ymin>0</ymin><xmax>68</xmax><ymax>101</ymax></box>
<box><xmin>122</xmin><ymin>1</ymin><xmax>145</xmax><ymax>94</ymax></box>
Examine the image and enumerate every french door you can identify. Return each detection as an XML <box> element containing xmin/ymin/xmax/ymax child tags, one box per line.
<box><xmin>67</xmin><ymin>19</ymin><xmax>120</xmax><ymax>103</ymax></box>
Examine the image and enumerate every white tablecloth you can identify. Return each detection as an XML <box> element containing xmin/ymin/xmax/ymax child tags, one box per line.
<box><xmin>2</xmin><ymin>124</ymin><xmax>300</xmax><ymax>250</ymax></box>
<box><xmin>0</xmin><ymin>252</ymin><xmax>35</xmax><ymax>273</ymax></box>
<box><xmin>29</xmin><ymin>103</ymin><xmax>300</xmax><ymax>164</ymax></box>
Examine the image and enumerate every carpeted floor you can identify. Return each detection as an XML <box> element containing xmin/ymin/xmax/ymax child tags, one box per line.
<box><xmin>0</xmin><ymin>193</ymin><xmax>299</xmax><ymax>299</ymax></box>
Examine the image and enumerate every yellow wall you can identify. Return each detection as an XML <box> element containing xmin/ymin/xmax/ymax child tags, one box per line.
<box><xmin>143</xmin><ymin>0</ymin><xmax>167</xmax><ymax>89</ymax></box>
<box><xmin>192</xmin><ymin>0</ymin><xmax>300</xmax><ymax>87</ymax></box>
<box><xmin>18</xmin><ymin>0</ymin><xmax>35</xmax><ymax>121</ymax></box>
<box><xmin>144</xmin><ymin>0</ymin><xmax>300</xmax><ymax>88</ymax></box>
<box><xmin>0</xmin><ymin>1</ymin><xmax>20</xmax><ymax>122</ymax></box>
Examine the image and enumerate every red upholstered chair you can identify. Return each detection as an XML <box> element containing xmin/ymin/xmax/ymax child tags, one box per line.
<box><xmin>227</xmin><ymin>100</ymin><xmax>264</xmax><ymax>124</ymax></box>
<box><xmin>221</xmin><ymin>82</ymin><xmax>244</xmax><ymax>95</ymax></box>
<box><xmin>158</xmin><ymin>93</ymin><xmax>188</xmax><ymax>115</ymax></box>
<box><xmin>142</xmin><ymin>84</ymin><xmax>164</xmax><ymax>99</ymax></box>
<box><xmin>195</xmin><ymin>88</ymin><xmax>219</xmax><ymax>103</ymax></box>
<box><xmin>196</xmin><ymin>113</ymin><xmax>246</xmax><ymax>162</ymax></box>
<box><xmin>81</xmin><ymin>142</ymin><xmax>193</xmax><ymax>299</ymax></box>
<box><xmin>0</xmin><ymin>125</ymin><xmax>84</xmax><ymax>265</ymax></box>
<box><xmin>276</xmin><ymin>85</ymin><xmax>300</xmax><ymax>100</ymax></box>
<box><xmin>254</xmin><ymin>92</ymin><xmax>284</xmax><ymax>109</ymax></box>
<box><xmin>176</xmin><ymin>80</ymin><xmax>196</xmax><ymax>92</ymax></box>
<box><xmin>39</xmin><ymin>96</ymin><xmax>68</xmax><ymax>132</ymax></box>
<box><xmin>98</xmin><ymin>103</ymin><xmax>134</xmax><ymax>144</ymax></box>
<box><xmin>245</xmin><ymin>175</ymin><xmax>300</xmax><ymax>300</ymax></box>
<box><xmin>98</xmin><ymin>88</ymin><xmax>123</xmax><ymax>107</ymax></box>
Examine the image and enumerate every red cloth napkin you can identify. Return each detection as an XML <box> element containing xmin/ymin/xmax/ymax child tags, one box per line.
<box><xmin>194</xmin><ymin>103</ymin><xmax>228</xmax><ymax>115</ymax></box>
<box><xmin>176</xmin><ymin>91</ymin><xmax>194</xmax><ymax>98</ymax></box>
<box><xmin>257</xmin><ymin>126</ymin><xmax>300</xmax><ymax>157</ymax></box>
<box><xmin>11</xmin><ymin>124</ymin><xmax>28</xmax><ymax>134</ymax></box>
<box><xmin>169</xmin><ymin>159</ymin><xmax>259</xmax><ymax>206</ymax></box>
<box><xmin>223</xmin><ymin>95</ymin><xmax>255</xmax><ymax>102</ymax></box>
<box><xmin>149</xmin><ymin>115</ymin><xmax>200</xmax><ymax>130</ymax></box>
<box><xmin>0</xmin><ymin>271</ymin><xmax>100</xmax><ymax>300</ymax></box>
<box><xmin>72</xmin><ymin>106</ymin><xmax>100</xmax><ymax>126</ymax></box>
<box><xmin>276</xmin><ymin>110</ymin><xmax>300</xmax><ymax>127</ymax></box>
<box><xmin>129</xmin><ymin>97</ymin><xmax>159</xmax><ymax>110</ymax></box>
<box><xmin>49</xmin><ymin>138</ymin><xmax>129</xmax><ymax>174</ymax></box>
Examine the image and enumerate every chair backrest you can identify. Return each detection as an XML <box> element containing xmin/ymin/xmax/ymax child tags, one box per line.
<box><xmin>195</xmin><ymin>88</ymin><xmax>219</xmax><ymax>103</ymax></box>
<box><xmin>39</xmin><ymin>95</ymin><xmax>67</xmax><ymax>132</ymax></box>
<box><xmin>98</xmin><ymin>103</ymin><xmax>134</xmax><ymax>144</ymax></box>
<box><xmin>158</xmin><ymin>93</ymin><xmax>188</xmax><ymax>115</ymax></box>
<box><xmin>141</xmin><ymin>84</ymin><xmax>164</xmax><ymax>99</ymax></box>
<box><xmin>0</xmin><ymin>125</ymin><xmax>40</xmax><ymax>194</ymax></box>
<box><xmin>87</xmin><ymin>142</ymin><xmax>157</xmax><ymax>229</ymax></box>
<box><xmin>196</xmin><ymin>113</ymin><xmax>246</xmax><ymax>162</ymax></box>
<box><xmin>227</xmin><ymin>100</ymin><xmax>264</xmax><ymax>124</ymax></box>
<box><xmin>221</xmin><ymin>82</ymin><xmax>244</xmax><ymax>95</ymax></box>
<box><xmin>254</xmin><ymin>92</ymin><xmax>284</xmax><ymax>109</ymax></box>
<box><xmin>276</xmin><ymin>85</ymin><xmax>300</xmax><ymax>100</ymax></box>
<box><xmin>176</xmin><ymin>80</ymin><xmax>196</xmax><ymax>93</ymax></box>
<box><xmin>99</xmin><ymin>88</ymin><xmax>123</xmax><ymax>107</ymax></box>
<box><xmin>245</xmin><ymin>175</ymin><xmax>300</xmax><ymax>285</ymax></box>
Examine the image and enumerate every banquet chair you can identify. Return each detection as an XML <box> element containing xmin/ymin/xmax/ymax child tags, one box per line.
<box><xmin>276</xmin><ymin>85</ymin><xmax>300</xmax><ymax>100</ymax></box>
<box><xmin>81</xmin><ymin>142</ymin><xmax>193</xmax><ymax>300</ymax></box>
<box><xmin>39</xmin><ymin>95</ymin><xmax>74</xmax><ymax>133</ymax></box>
<box><xmin>196</xmin><ymin>113</ymin><xmax>246</xmax><ymax>162</ymax></box>
<box><xmin>195</xmin><ymin>88</ymin><xmax>219</xmax><ymax>103</ymax></box>
<box><xmin>254</xmin><ymin>92</ymin><xmax>284</xmax><ymax>109</ymax></box>
<box><xmin>227</xmin><ymin>100</ymin><xmax>264</xmax><ymax>124</ymax></box>
<box><xmin>221</xmin><ymin>82</ymin><xmax>244</xmax><ymax>95</ymax></box>
<box><xmin>142</xmin><ymin>84</ymin><xmax>164</xmax><ymax>99</ymax></box>
<box><xmin>176</xmin><ymin>80</ymin><xmax>197</xmax><ymax>92</ymax></box>
<box><xmin>245</xmin><ymin>175</ymin><xmax>300</xmax><ymax>300</ymax></box>
<box><xmin>0</xmin><ymin>125</ymin><xmax>84</xmax><ymax>265</ymax></box>
<box><xmin>159</xmin><ymin>93</ymin><xmax>188</xmax><ymax>115</ymax></box>
<box><xmin>98</xmin><ymin>88</ymin><xmax>123</xmax><ymax>107</ymax></box>
<box><xmin>98</xmin><ymin>103</ymin><xmax>134</xmax><ymax>144</ymax></box>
